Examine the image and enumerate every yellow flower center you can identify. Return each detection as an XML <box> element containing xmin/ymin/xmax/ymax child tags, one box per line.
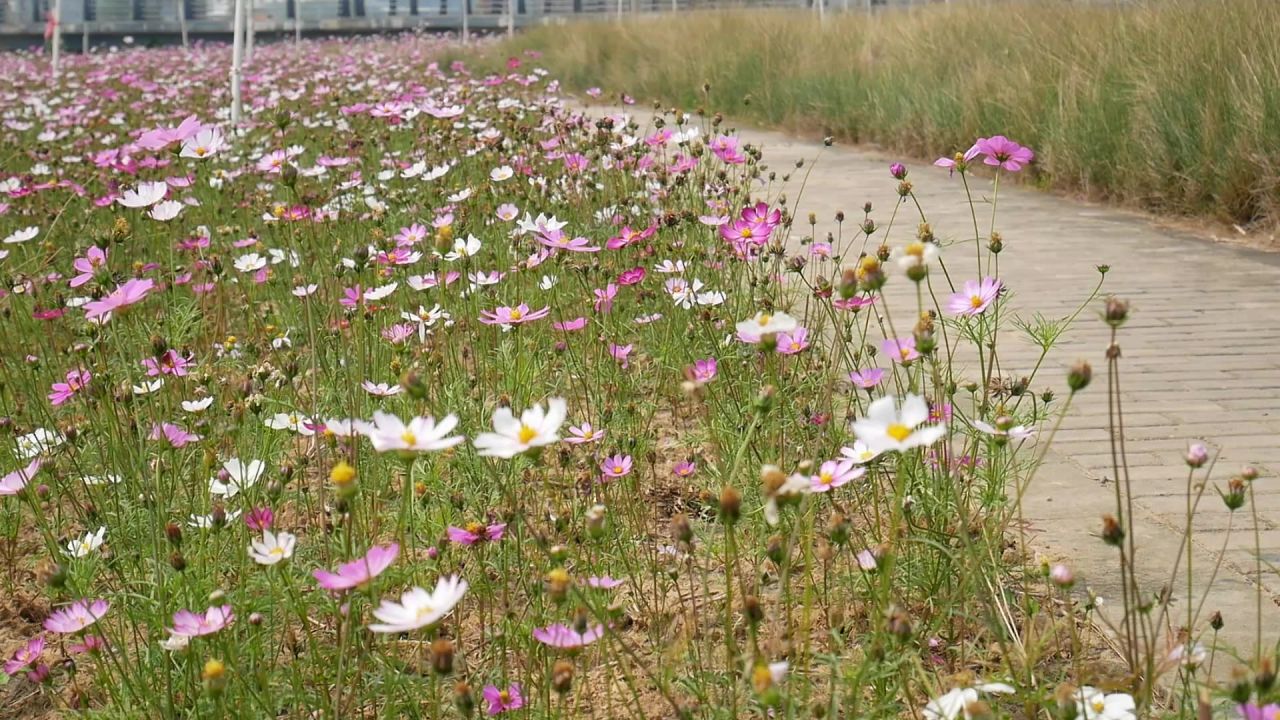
<box><xmin>269</xmin><ymin>547</ymin><xmax>285</xmax><ymax>557</ymax></box>
<box><xmin>613</xmin><ymin>465</ymin><xmax>624</xmax><ymax>474</ymax></box>
<box><xmin>499</xmin><ymin>691</ymin><xmax>511</xmax><ymax>703</ymax></box>
<box><xmin>905</xmin><ymin>241</ymin><xmax>926</xmax><ymax>258</ymax></box>
<box><xmin>401</xmin><ymin>431</ymin><xmax>418</xmax><ymax>446</ymax></box>
<box><xmin>900</xmin><ymin>347</ymin><xmax>912</xmax><ymax>359</ymax></box>
<box><xmin>970</xmin><ymin>295</ymin><xmax>984</xmax><ymax>308</ymax></box>
<box><xmin>466</xmin><ymin>521</ymin><xmax>485</xmax><ymax>535</ymax></box>
<box><xmin>886</xmin><ymin>424</ymin><xmax>912</xmax><ymax>442</ymax></box>
<box><xmin>756</xmin><ymin>314</ymin><xmax>772</xmax><ymax>327</ymax></box>
<box><xmin>517</xmin><ymin>425</ymin><xmax>537</xmax><ymax>444</ymax></box>
<box><xmin>508</xmin><ymin>309</ymin><xmax>523</xmax><ymax>320</ymax></box>
<box><xmin>819</xmin><ymin>472</ymin><xmax>834</xmax><ymax>485</ymax></box>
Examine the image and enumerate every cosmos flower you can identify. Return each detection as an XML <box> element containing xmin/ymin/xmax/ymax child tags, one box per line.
<box><xmin>48</xmin><ymin>369</ymin><xmax>90</xmax><ymax>405</ymax></box>
<box><xmin>64</xmin><ymin>527</ymin><xmax>107</xmax><ymax>558</ymax></box>
<box><xmin>361</xmin><ymin>411</ymin><xmax>464</xmax><ymax>453</ymax></box>
<box><xmin>599</xmin><ymin>453</ymin><xmax>633</xmax><ymax>479</ymax></box>
<box><xmin>249</xmin><ymin>530</ymin><xmax>297</xmax><ymax>566</ymax></box>
<box><xmin>975</xmin><ymin>135</ymin><xmax>1034</xmax><ymax>172</ymax></box>
<box><xmin>564</xmin><ymin>423</ymin><xmax>604</xmax><ymax>444</ymax></box>
<box><xmin>923</xmin><ymin>682</ymin><xmax>1015</xmax><ymax>720</ymax></box>
<box><xmin>948</xmin><ymin>277</ymin><xmax>1002</xmax><ymax>317</ymax></box>
<box><xmin>447</xmin><ymin>522</ymin><xmax>506</xmax><ymax>546</ymax></box>
<box><xmin>852</xmin><ymin>395</ymin><xmax>947</xmax><ymax>454</ymax></box>
<box><xmin>533</xmin><ymin>623</ymin><xmax>604</xmax><ymax>649</ymax></box>
<box><xmin>314</xmin><ymin>543</ymin><xmax>399</xmax><ymax>591</ymax></box>
<box><xmin>479</xmin><ymin>303</ymin><xmax>551</xmax><ymax>327</ymax></box>
<box><xmin>848</xmin><ymin>367</ymin><xmax>885</xmax><ymax>389</ymax></box>
<box><xmin>482</xmin><ymin>683</ymin><xmax>525</xmax><ymax>715</ymax></box>
<box><xmin>168</xmin><ymin>605</ymin><xmax>234</xmax><ymax>637</ymax></box>
<box><xmin>368</xmin><ymin>576</ymin><xmax>468</xmax><ymax>633</ymax></box>
<box><xmin>44</xmin><ymin>599</ymin><xmax>110</xmax><ymax>634</ymax></box>
<box><xmin>809</xmin><ymin>459</ymin><xmax>864</xmax><ymax>492</ymax></box>
<box><xmin>735</xmin><ymin>311</ymin><xmax>798</xmax><ymax>338</ymax></box>
<box><xmin>117</xmin><ymin>180</ymin><xmax>167</xmax><ymax>208</ymax></box>
<box><xmin>473</xmin><ymin>398</ymin><xmax>567</xmax><ymax>458</ymax></box>
<box><xmin>209</xmin><ymin>458</ymin><xmax>266</xmax><ymax>498</ymax></box>
<box><xmin>84</xmin><ymin>278</ymin><xmax>155</xmax><ymax>322</ymax></box>
<box><xmin>3</xmin><ymin>635</ymin><xmax>44</xmax><ymax>675</ymax></box>
<box><xmin>882</xmin><ymin>337</ymin><xmax>920</xmax><ymax>364</ymax></box>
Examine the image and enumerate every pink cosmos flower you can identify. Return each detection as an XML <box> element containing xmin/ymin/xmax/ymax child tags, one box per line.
<box><xmin>688</xmin><ymin>358</ymin><xmax>717</xmax><ymax>383</ymax></box>
<box><xmin>383</xmin><ymin>324</ymin><xmax>416</xmax><ymax>343</ymax></box>
<box><xmin>4</xmin><ymin>635</ymin><xmax>44</xmax><ymax>675</ymax></box>
<box><xmin>882</xmin><ymin>337</ymin><xmax>919</xmax><ymax>364</ymax></box>
<box><xmin>44</xmin><ymin>599</ymin><xmax>109</xmax><ymax>634</ymax></box>
<box><xmin>84</xmin><ymin>278</ymin><xmax>155</xmax><ymax>322</ymax></box>
<box><xmin>673</xmin><ymin>461</ymin><xmax>696</xmax><ymax>478</ymax></box>
<box><xmin>313</xmin><ymin>543</ymin><xmax>399</xmax><ymax>591</ymax></box>
<box><xmin>480</xmin><ymin>304</ymin><xmax>551</xmax><ymax>326</ymax></box>
<box><xmin>833</xmin><ymin>296</ymin><xmax>876</xmax><ymax>312</ymax></box>
<box><xmin>948</xmin><ymin>277</ymin><xmax>1002</xmax><ymax>317</ymax></box>
<box><xmin>1240</xmin><ymin>703</ymin><xmax>1280</xmax><ymax>720</ymax></box>
<box><xmin>482</xmin><ymin>683</ymin><xmax>525</xmax><ymax>715</ymax></box>
<box><xmin>69</xmin><ymin>246</ymin><xmax>107</xmax><ymax>288</ymax></box>
<box><xmin>609</xmin><ymin>343</ymin><xmax>633</xmax><ymax>368</ymax></box>
<box><xmin>68</xmin><ymin>635</ymin><xmax>105</xmax><ymax>655</ymax></box>
<box><xmin>169</xmin><ymin>605</ymin><xmax>234</xmax><ymax>637</ymax></box>
<box><xmin>586</xmin><ymin>576</ymin><xmax>625</xmax><ymax>589</ymax></box>
<box><xmin>538</xmin><ymin>230</ymin><xmax>600</xmax><ymax>253</ymax></box>
<box><xmin>599</xmin><ymin>453</ymin><xmax>633</xmax><ymax>479</ymax></box>
<box><xmin>142</xmin><ymin>350</ymin><xmax>191</xmax><ymax>377</ymax></box>
<box><xmin>933</xmin><ymin>142</ymin><xmax>981</xmax><ymax>176</ymax></box>
<box><xmin>565</xmin><ymin>423</ymin><xmax>604</xmax><ymax>444</ymax></box>
<box><xmin>553</xmin><ymin>317</ymin><xmax>588</xmax><ymax>332</ymax></box>
<box><xmin>975</xmin><ymin>135</ymin><xmax>1034</xmax><ymax>172</ymax></box>
<box><xmin>447</xmin><ymin>523</ymin><xmax>507</xmax><ymax>546</ymax></box>
<box><xmin>776</xmin><ymin>327</ymin><xmax>810</xmax><ymax>355</ymax></box>
<box><xmin>617</xmin><ymin>267</ymin><xmax>646</xmax><ymax>286</ymax></box>
<box><xmin>48</xmin><ymin>369</ymin><xmax>90</xmax><ymax>405</ymax></box>
<box><xmin>848</xmin><ymin>368</ymin><xmax>885</xmax><ymax>389</ymax></box>
<box><xmin>593</xmin><ymin>284</ymin><xmax>618</xmax><ymax>313</ymax></box>
<box><xmin>810</xmin><ymin>459</ymin><xmax>865</xmax><ymax>493</ymax></box>
<box><xmin>0</xmin><ymin>459</ymin><xmax>41</xmax><ymax>496</ymax></box>
<box><xmin>150</xmin><ymin>422</ymin><xmax>202</xmax><ymax>447</ymax></box>
<box><xmin>532</xmin><ymin>623</ymin><xmax>604</xmax><ymax>649</ymax></box>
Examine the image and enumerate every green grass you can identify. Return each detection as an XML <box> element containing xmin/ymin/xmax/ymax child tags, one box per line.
<box><xmin>490</xmin><ymin>0</ymin><xmax>1280</xmax><ymax>226</ymax></box>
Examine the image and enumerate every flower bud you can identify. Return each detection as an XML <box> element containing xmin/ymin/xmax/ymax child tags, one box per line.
<box><xmin>1104</xmin><ymin>296</ymin><xmax>1129</xmax><ymax>327</ymax></box>
<box><xmin>1101</xmin><ymin>514</ymin><xmax>1125</xmax><ymax>546</ymax></box>
<box><xmin>202</xmin><ymin>658</ymin><xmax>226</xmax><ymax>695</ymax></box>
<box><xmin>1050</xmin><ymin>564</ymin><xmax>1074</xmax><ymax>588</ymax></box>
<box><xmin>1222</xmin><ymin>477</ymin><xmax>1247</xmax><ymax>511</ymax></box>
<box><xmin>551</xmin><ymin>660</ymin><xmax>574</xmax><ymax>694</ymax></box>
<box><xmin>454</xmin><ymin>682</ymin><xmax>475</xmax><ymax>715</ymax></box>
<box><xmin>718</xmin><ymin>486</ymin><xmax>742</xmax><ymax>524</ymax></box>
<box><xmin>889</xmin><ymin>162</ymin><xmax>907</xmax><ymax>180</ymax></box>
<box><xmin>1067</xmin><ymin>361</ymin><xmax>1092</xmax><ymax>392</ymax></box>
<box><xmin>545</xmin><ymin>568</ymin><xmax>572</xmax><ymax>603</ymax></box>
<box><xmin>1186</xmin><ymin>442</ymin><xmax>1209</xmax><ymax>468</ymax></box>
<box><xmin>431</xmin><ymin>638</ymin><xmax>454</xmax><ymax>676</ymax></box>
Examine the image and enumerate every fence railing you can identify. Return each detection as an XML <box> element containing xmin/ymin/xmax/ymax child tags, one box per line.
<box><xmin>0</xmin><ymin>0</ymin><xmax>935</xmax><ymax>40</ymax></box>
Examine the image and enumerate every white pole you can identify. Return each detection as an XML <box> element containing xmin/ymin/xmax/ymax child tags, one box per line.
<box><xmin>817</xmin><ymin>0</ymin><xmax>824</xmax><ymax>24</ymax></box>
<box><xmin>294</xmin><ymin>0</ymin><xmax>302</xmax><ymax>45</ymax></box>
<box><xmin>460</xmin><ymin>0</ymin><xmax>468</xmax><ymax>44</ymax></box>
<box><xmin>50</xmin><ymin>0</ymin><xmax>61</xmax><ymax>79</ymax></box>
<box><xmin>614</xmin><ymin>0</ymin><xmax>621</xmax><ymax>23</ymax></box>
<box><xmin>178</xmin><ymin>0</ymin><xmax>189</xmax><ymax>49</ymax></box>
<box><xmin>505</xmin><ymin>0</ymin><xmax>513</xmax><ymax>38</ymax></box>
<box><xmin>231</xmin><ymin>0</ymin><xmax>245</xmax><ymax>126</ymax></box>
<box><xmin>245</xmin><ymin>0</ymin><xmax>256</xmax><ymax>66</ymax></box>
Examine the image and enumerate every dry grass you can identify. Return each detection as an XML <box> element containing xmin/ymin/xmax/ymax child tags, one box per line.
<box><xmin>490</xmin><ymin>0</ymin><xmax>1280</xmax><ymax>226</ymax></box>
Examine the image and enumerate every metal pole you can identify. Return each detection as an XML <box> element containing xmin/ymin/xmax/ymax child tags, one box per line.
<box><xmin>245</xmin><ymin>0</ymin><xmax>255</xmax><ymax>65</ymax></box>
<box><xmin>460</xmin><ymin>0</ymin><xmax>468</xmax><ymax>44</ymax></box>
<box><xmin>294</xmin><ymin>0</ymin><xmax>302</xmax><ymax>44</ymax></box>
<box><xmin>178</xmin><ymin>0</ymin><xmax>189</xmax><ymax>49</ymax></box>
<box><xmin>231</xmin><ymin>0</ymin><xmax>245</xmax><ymax>125</ymax></box>
<box><xmin>505</xmin><ymin>0</ymin><xmax>512</xmax><ymax>37</ymax></box>
<box><xmin>816</xmin><ymin>0</ymin><xmax>823</xmax><ymax>24</ymax></box>
<box><xmin>82</xmin><ymin>16</ymin><xmax>88</xmax><ymax>55</ymax></box>
<box><xmin>50</xmin><ymin>0</ymin><xmax>61</xmax><ymax>79</ymax></box>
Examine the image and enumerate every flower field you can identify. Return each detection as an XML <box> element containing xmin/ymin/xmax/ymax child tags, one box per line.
<box><xmin>0</xmin><ymin>33</ymin><xmax>1274</xmax><ymax>719</ymax></box>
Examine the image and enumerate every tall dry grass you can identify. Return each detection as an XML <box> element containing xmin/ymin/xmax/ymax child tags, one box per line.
<box><xmin>493</xmin><ymin>0</ymin><xmax>1280</xmax><ymax>225</ymax></box>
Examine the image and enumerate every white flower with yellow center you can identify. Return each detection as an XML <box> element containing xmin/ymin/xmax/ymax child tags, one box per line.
<box><xmin>895</xmin><ymin>241</ymin><xmax>938</xmax><ymax>272</ymax></box>
<box><xmin>852</xmin><ymin>395</ymin><xmax>946</xmax><ymax>454</ymax></box>
<box><xmin>264</xmin><ymin>412</ymin><xmax>315</xmax><ymax>436</ymax></box>
<box><xmin>473</xmin><ymin>398</ymin><xmax>567</xmax><ymax>459</ymax></box>
<box><xmin>249</xmin><ymin>530</ymin><xmax>297</xmax><ymax>566</ymax></box>
<box><xmin>65</xmin><ymin>526</ymin><xmax>106</xmax><ymax>558</ymax></box>
<box><xmin>363</xmin><ymin>411</ymin><xmax>464</xmax><ymax>454</ymax></box>
<box><xmin>209</xmin><ymin>459</ymin><xmax>265</xmax><ymax>498</ymax></box>
<box><xmin>368</xmin><ymin>576</ymin><xmax>468</xmax><ymax>633</ymax></box>
<box><xmin>735</xmin><ymin>311</ymin><xmax>798</xmax><ymax>338</ymax></box>
<box><xmin>1074</xmin><ymin>687</ymin><xmax>1136</xmax><ymax>720</ymax></box>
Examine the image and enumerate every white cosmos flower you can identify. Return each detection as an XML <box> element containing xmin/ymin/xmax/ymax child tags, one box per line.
<box><xmin>117</xmin><ymin>180</ymin><xmax>168</xmax><ymax>208</ymax></box>
<box><xmin>473</xmin><ymin>398</ymin><xmax>568</xmax><ymax>459</ymax></box>
<box><xmin>895</xmin><ymin>241</ymin><xmax>939</xmax><ymax>273</ymax></box>
<box><xmin>443</xmin><ymin>234</ymin><xmax>482</xmax><ymax>261</ymax></box>
<box><xmin>368</xmin><ymin>576</ymin><xmax>468</xmax><ymax>633</ymax></box>
<box><xmin>264</xmin><ymin>412</ymin><xmax>315</xmax><ymax>436</ymax></box>
<box><xmin>490</xmin><ymin>165</ymin><xmax>514</xmax><ymax>182</ymax></box>
<box><xmin>149</xmin><ymin>200</ymin><xmax>184</xmax><ymax>221</ymax></box>
<box><xmin>83</xmin><ymin>474</ymin><xmax>123</xmax><ymax>486</ymax></box>
<box><xmin>132</xmin><ymin>379</ymin><xmax>165</xmax><ymax>395</ymax></box>
<box><xmin>16</xmin><ymin>428</ymin><xmax>64</xmax><ymax>459</ymax></box>
<box><xmin>735</xmin><ymin>311</ymin><xmax>798</xmax><ymax>338</ymax></box>
<box><xmin>160</xmin><ymin>633</ymin><xmax>190</xmax><ymax>652</ymax></box>
<box><xmin>363</xmin><ymin>283</ymin><xmax>398</xmax><ymax>301</ymax></box>
<box><xmin>182</xmin><ymin>397</ymin><xmax>215</xmax><ymax>413</ymax></box>
<box><xmin>539</xmin><ymin>275</ymin><xmax>558</xmax><ymax>290</ymax></box>
<box><xmin>839</xmin><ymin>440</ymin><xmax>881</xmax><ymax>465</ymax></box>
<box><xmin>362</xmin><ymin>411</ymin><xmax>464</xmax><ymax>453</ymax></box>
<box><xmin>292</xmin><ymin>284</ymin><xmax>318</xmax><ymax>297</ymax></box>
<box><xmin>322</xmin><ymin>417</ymin><xmax>373</xmax><ymax>438</ymax></box>
<box><xmin>763</xmin><ymin>468</ymin><xmax>812</xmax><ymax>527</ymax></box>
<box><xmin>923</xmin><ymin>683</ymin><xmax>1015</xmax><ymax>720</ymax></box>
<box><xmin>209</xmin><ymin>459</ymin><xmax>265</xmax><ymax>498</ymax></box>
<box><xmin>1075</xmin><ymin>687</ymin><xmax>1136</xmax><ymax>720</ymax></box>
<box><xmin>65</xmin><ymin>526</ymin><xmax>107</xmax><ymax>558</ymax></box>
<box><xmin>180</xmin><ymin>127</ymin><xmax>226</xmax><ymax>159</ymax></box>
<box><xmin>852</xmin><ymin>395</ymin><xmax>946</xmax><ymax>454</ymax></box>
<box><xmin>234</xmin><ymin>253</ymin><xmax>267</xmax><ymax>273</ymax></box>
<box><xmin>696</xmin><ymin>290</ymin><xmax>726</xmax><ymax>306</ymax></box>
<box><xmin>248</xmin><ymin>530</ymin><xmax>297</xmax><ymax>566</ymax></box>
<box><xmin>188</xmin><ymin>510</ymin><xmax>242</xmax><ymax>529</ymax></box>
<box><xmin>362</xmin><ymin>381</ymin><xmax>402</xmax><ymax>397</ymax></box>
<box><xmin>2</xmin><ymin>226</ymin><xmax>39</xmax><ymax>244</ymax></box>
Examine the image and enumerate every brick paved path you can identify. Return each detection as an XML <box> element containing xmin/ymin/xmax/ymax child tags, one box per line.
<box><xmin>732</xmin><ymin>121</ymin><xmax>1280</xmax><ymax>659</ymax></box>
<box><xmin>600</xmin><ymin>106</ymin><xmax>1280</xmax><ymax>660</ymax></box>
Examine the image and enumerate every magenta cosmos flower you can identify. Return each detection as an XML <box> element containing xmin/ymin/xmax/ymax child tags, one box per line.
<box><xmin>948</xmin><ymin>277</ymin><xmax>1002</xmax><ymax>317</ymax></box>
<box><xmin>169</xmin><ymin>605</ymin><xmax>234</xmax><ymax>637</ymax></box>
<box><xmin>975</xmin><ymin>136</ymin><xmax>1034</xmax><ymax>172</ymax></box>
<box><xmin>84</xmin><ymin>278</ymin><xmax>155</xmax><ymax>322</ymax></box>
<box><xmin>44</xmin><ymin>599</ymin><xmax>109</xmax><ymax>634</ymax></box>
<box><xmin>314</xmin><ymin>543</ymin><xmax>399</xmax><ymax>591</ymax></box>
<box><xmin>48</xmin><ymin>369</ymin><xmax>91</xmax><ymax>406</ymax></box>
<box><xmin>688</xmin><ymin>358</ymin><xmax>717</xmax><ymax>383</ymax></box>
<box><xmin>69</xmin><ymin>246</ymin><xmax>107</xmax><ymax>288</ymax></box>
<box><xmin>479</xmin><ymin>303</ymin><xmax>550</xmax><ymax>326</ymax></box>
<box><xmin>142</xmin><ymin>349</ymin><xmax>191</xmax><ymax>377</ymax></box>
<box><xmin>672</xmin><ymin>461</ymin><xmax>696</xmax><ymax>478</ymax></box>
<box><xmin>617</xmin><ymin>266</ymin><xmax>646</xmax><ymax>286</ymax></box>
<box><xmin>150</xmin><ymin>422</ymin><xmax>202</xmax><ymax>448</ymax></box>
<box><xmin>776</xmin><ymin>327</ymin><xmax>810</xmax><ymax>355</ymax></box>
<box><xmin>0</xmin><ymin>459</ymin><xmax>41</xmax><ymax>496</ymax></box>
<box><xmin>1240</xmin><ymin>703</ymin><xmax>1280</xmax><ymax>720</ymax></box>
<box><xmin>483</xmin><ymin>683</ymin><xmax>525</xmax><ymax>715</ymax></box>
<box><xmin>599</xmin><ymin>453</ymin><xmax>633</xmax><ymax>479</ymax></box>
<box><xmin>447</xmin><ymin>522</ymin><xmax>506</xmax><ymax>546</ymax></box>
<box><xmin>4</xmin><ymin>635</ymin><xmax>45</xmax><ymax>675</ymax></box>
<box><xmin>533</xmin><ymin>623</ymin><xmax>604</xmax><ymax>649</ymax></box>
